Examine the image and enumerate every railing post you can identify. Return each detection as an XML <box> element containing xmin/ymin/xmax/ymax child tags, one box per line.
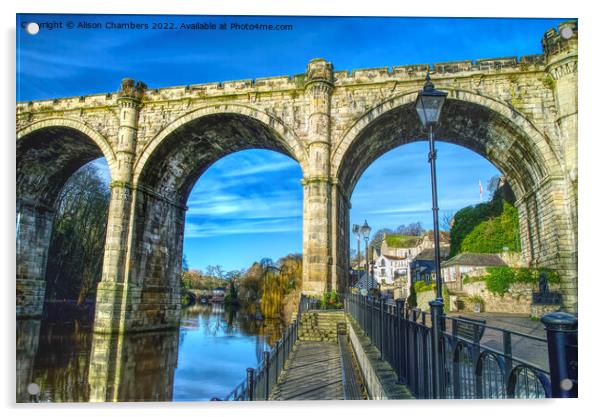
<box><xmin>246</xmin><ymin>367</ymin><xmax>255</xmax><ymax>401</ymax></box>
<box><xmin>362</xmin><ymin>294</ymin><xmax>365</xmax><ymax>329</ymax></box>
<box><xmin>395</xmin><ymin>298</ymin><xmax>405</xmax><ymax>383</ymax></box>
<box><xmin>379</xmin><ymin>298</ymin><xmax>385</xmax><ymax>359</ymax></box>
<box><xmin>541</xmin><ymin>312</ymin><xmax>578</xmax><ymax>398</ymax></box>
<box><xmin>370</xmin><ymin>297</ymin><xmax>376</xmax><ymax>338</ymax></box>
<box><xmin>429</xmin><ymin>299</ymin><xmax>445</xmax><ymax>399</ymax></box>
<box><xmin>502</xmin><ymin>331</ymin><xmax>513</xmax><ymax>386</ymax></box>
<box><xmin>263</xmin><ymin>351</ymin><xmax>270</xmax><ymax>400</ymax></box>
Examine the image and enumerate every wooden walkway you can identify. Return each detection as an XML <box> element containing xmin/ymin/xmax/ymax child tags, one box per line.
<box><xmin>270</xmin><ymin>340</ymin><xmax>363</xmax><ymax>400</ymax></box>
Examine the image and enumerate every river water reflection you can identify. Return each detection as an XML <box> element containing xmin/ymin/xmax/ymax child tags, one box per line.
<box><xmin>17</xmin><ymin>303</ymin><xmax>282</xmax><ymax>402</ymax></box>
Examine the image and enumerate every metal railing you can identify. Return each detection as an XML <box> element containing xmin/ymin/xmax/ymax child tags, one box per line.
<box><xmin>222</xmin><ymin>294</ymin><xmax>318</xmax><ymax>401</ymax></box>
<box><xmin>345</xmin><ymin>292</ymin><xmax>578</xmax><ymax>399</ymax></box>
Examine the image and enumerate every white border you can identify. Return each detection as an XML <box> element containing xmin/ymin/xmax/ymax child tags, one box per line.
<box><xmin>3</xmin><ymin>1</ymin><xmax>598</xmax><ymax>416</ymax></box>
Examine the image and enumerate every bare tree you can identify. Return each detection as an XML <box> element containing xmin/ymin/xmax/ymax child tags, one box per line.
<box><xmin>369</xmin><ymin>228</ymin><xmax>394</xmax><ymax>249</ymax></box>
<box><xmin>396</xmin><ymin>222</ymin><xmax>424</xmax><ymax>236</ymax></box>
<box><xmin>487</xmin><ymin>175</ymin><xmax>501</xmax><ymax>199</ymax></box>
<box><xmin>441</xmin><ymin>212</ymin><xmax>455</xmax><ymax>231</ymax></box>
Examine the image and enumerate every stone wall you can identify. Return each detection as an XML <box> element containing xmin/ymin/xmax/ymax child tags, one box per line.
<box><xmin>531</xmin><ymin>303</ymin><xmax>561</xmax><ymax>318</ymax></box>
<box><xmin>461</xmin><ymin>281</ymin><xmax>533</xmax><ymax>315</ymax></box>
<box><xmin>346</xmin><ymin>316</ymin><xmax>413</xmax><ymax>399</ymax></box>
<box><xmin>416</xmin><ymin>290</ymin><xmax>436</xmax><ymax>312</ymax></box>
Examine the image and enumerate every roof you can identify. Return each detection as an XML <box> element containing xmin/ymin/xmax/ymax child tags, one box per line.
<box><xmin>441</xmin><ymin>253</ymin><xmax>507</xmax><ymax>268</ymax></box>
<box><xmin>352</xmin><ymin>272</ymin><xmax>380</xmax><ymax>290</ymax></box>
<box><xmin>383</xmin><ymin>254</ymin><xmax>406</xmax><ymax>261</ymax></box>
<box><xmin>414</xmin><ymin>247</ymin><xmax>450</xmax><ymax>261</ymax></box>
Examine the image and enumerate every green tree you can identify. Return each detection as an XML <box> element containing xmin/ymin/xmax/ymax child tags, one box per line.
<box><xmin>449</xmin><ymin>180</ymin><xmax>518</xmax><ymax>256</ymax></box>
<box><xmin>460</xmin><ymin>202</ymin><xmax>520</xmax><ymax>253</ymax></box>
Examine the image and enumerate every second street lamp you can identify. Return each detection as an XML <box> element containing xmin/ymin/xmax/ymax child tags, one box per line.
<box><xmin>352</xmin><ymin>224</ymin><xmax>361</xmax><ymax>274</ymax></box>
<box><xmin>359</xmin><ymin>220</ymin><xmax>371</xmax><ymax>293</ymax></box>
<box><xmin>415</xmin><ymin>72</ymin><xmax>447</xmax><ymax>399</ymax></box>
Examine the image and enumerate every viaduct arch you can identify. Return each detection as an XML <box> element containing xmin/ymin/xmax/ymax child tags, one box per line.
<box><xmin>16</xmin><ymin>118</ymin><xmax>116</xmax><ymax>317</ymax></box>
<box><xmin>16</xmin><ymin>21</ymin><xmax>578</xmax><ymax>332</ymax></box>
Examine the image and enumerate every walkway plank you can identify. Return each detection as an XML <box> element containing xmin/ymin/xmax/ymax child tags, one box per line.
<box><xmin>270</xmin><ymin>341</ymin><xmax>345</xmax><ymax>400</ymax></box>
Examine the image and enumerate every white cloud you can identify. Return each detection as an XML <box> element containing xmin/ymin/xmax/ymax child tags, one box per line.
<box><xmin>184</xmin><ymin>217</ymin><xmax>301</xmax><ymax>238</ymax></box>
<box><xmin>221</xmin><ymin>159</ymin><xmax>298</xmax><ymax>178</ymax></box>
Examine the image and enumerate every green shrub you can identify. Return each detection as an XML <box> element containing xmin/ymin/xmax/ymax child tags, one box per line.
<box><xmin>515</xmin><ymin>267</ymin><xmax>534</xmax><ymax>284</ymax></box>
<box><xmin>414</xmin><ymin>281</ymin><xmax>436</xmax><ymax>293</ymax></box>
<box><xmin>482</xmin><ymin>266</ymin><xmax>561</xmax><ymax>296</ymax></box>
<box><xmin>450</xmin><ymin>183</ymin><xmax>518</xmax><ymax>256</ymax></box>
<box><xmin>463</xmin><ymin>275</ymin><xmax>485</xmax><ymax>285</ymax></box>
<box><xmin>484</xmin><ymin>267</ymin><xmax>516</xmax><ymax>296</ymax></box>
<box><xmin>414</xmin><ymin>281</ymin><xmax>426</xmax><ymax>293</ymax></box>
<box><xmin>442</xmin><ymin>284</ymin><xmax>450</xmax><ymax>313</ymax></box>
<box><xmin>321</xmin><ymin>291</ymin><xmax>343</xmax><ymax>309</ymax></box>
<box><xmin>460</xmin><ymin>202</ymin><xmax>520</xmax><ymax>254</ymax></box>
<box><xmin>407</xmin><ymin>283</ymin><xmax>417</xmax><ymax>308</ymax></box>
<box><xmin>537</xmin><ymin>268</ymin><xmax>561</xmax><ymax>284</ymax></box>
<box><xmin>181</xmin><ymin>292</ymin><xmax>191</xmax><ymax>306</ymax></box>
<box><xmin>466</xmin><ymin>294</ymin><xmax>485</xmax><ymax>308</ymax></box>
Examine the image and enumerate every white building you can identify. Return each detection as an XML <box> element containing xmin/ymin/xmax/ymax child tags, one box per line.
<box><xmin>377</xmin><ymin>232</ymin><xmax>451</xmax><ymax>296</ymax></box>
<box><xmin>440</xmin><ymin>252</ymin><xmax>507</xmax><ymax>290</ymax></box>
<box><xmin>373</xmin><ymin>253</ymin><xmax>409</xmax><ymax>285</ymax></box>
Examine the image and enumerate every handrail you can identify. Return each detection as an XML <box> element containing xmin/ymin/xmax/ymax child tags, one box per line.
<box><xmin>345</xmin><ymin>292</ymin><xmax>578</xmax><ymax>399</ymax></box>
<box><xmin>222</xmin><ymin>294</ymin><xmax>318</xmax><ymax>401</ymax></box>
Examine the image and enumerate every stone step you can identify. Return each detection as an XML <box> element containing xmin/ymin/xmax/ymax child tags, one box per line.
<box><xmin>297</xmin><ymin>311</ymin><xmax>347</xmax><ymax>344</ymax></box>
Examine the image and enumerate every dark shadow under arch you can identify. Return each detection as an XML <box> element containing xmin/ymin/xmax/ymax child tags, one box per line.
<box><xmin>17</xmin><ymin>126</ymin><xmax>107</xmax><ymax>207</ymax></box>
<box><xmin>17</xmin><ymin>125</ymin><xmax>112</xmax><ymax>317</ymax></box>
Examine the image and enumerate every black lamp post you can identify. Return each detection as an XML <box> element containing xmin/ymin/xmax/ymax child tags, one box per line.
<box><xmin>352</xmin><ymin>224</ymin><xmax>361</xmax><ymax>273</ymax></box>
<box><xmin>370</xmin><ymin>258</ymin><xmax>376</xmax><ymax>295</ymax></box>
<box><xmin>360</xmin><ymin>220</ymin><xmax>371</xmax><ymax>293</ymax></box>
<box><xmin>415</xmin><ymin>73</ymin><xmax>447</xmax><ymax>399</ymax></box>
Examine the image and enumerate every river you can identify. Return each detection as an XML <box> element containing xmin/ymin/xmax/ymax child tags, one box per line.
<box><xmin>16</xmin><ymin>302</ymin><xmax>283</xmax><ymax>402</ymax></box>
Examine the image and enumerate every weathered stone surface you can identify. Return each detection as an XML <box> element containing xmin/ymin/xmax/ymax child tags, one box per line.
<box><xmin>346</xmin><ymin>316</ymin><xmax>413</xmax><ymax>399</ymax></box>
<box><xmin>16</xmin><ymin>22</ymin><xmax>579</xmax><ymax>331</ymax></box>
<box><xmin>298</xmin><ymin>310</ymin><xmax>345</xmax><ymax>342</ymax></box>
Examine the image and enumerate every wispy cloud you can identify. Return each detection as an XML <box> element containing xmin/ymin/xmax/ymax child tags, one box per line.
<box><xmin>185</xmin><ymin>217</ymin><xmax>301</xmax><ymax>238</ymax></box>
<box><xmin>221</xmin><ymin>159</ymin><xmax>298</xmax><ymax>178</ymax></box>
<box><xmin>183</xmin><ymin>150</ymin><xmax>303</xmax><ymax>239</ymax></box>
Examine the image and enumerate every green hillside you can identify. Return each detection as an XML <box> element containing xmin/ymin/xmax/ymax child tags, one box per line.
<box><xmin>385</xmin><ymin>234</ymin><xmax>421</xmax><ymax>248</ymax></box>
<box><xmin>450</xmin><ymin>183</ymin><xmax>520</xmax><ymax>256</ymax></box>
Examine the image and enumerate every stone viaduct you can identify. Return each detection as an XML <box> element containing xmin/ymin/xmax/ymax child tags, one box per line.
<box><xmin>16</xmin><ymin>21</ymin><xmax>578</xmax><ymax>333</ymax></box>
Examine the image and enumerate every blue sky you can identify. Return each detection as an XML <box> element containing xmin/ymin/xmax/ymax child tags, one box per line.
<box><xmin>18</xmin><ymin>14</ymin><xmax>569</xmax><ymax>272</ymax></box>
